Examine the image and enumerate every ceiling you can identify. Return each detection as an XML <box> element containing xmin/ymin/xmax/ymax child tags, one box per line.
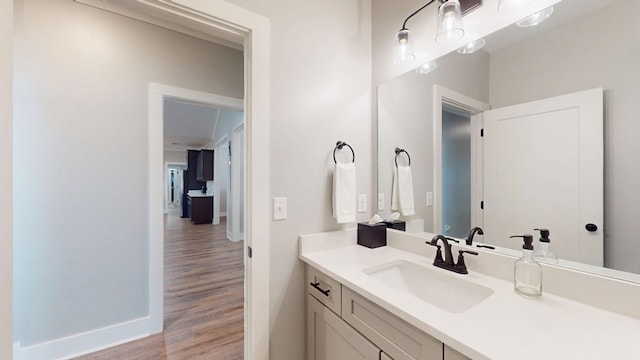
<box><xmin>163</xmin><ymin>98</ymin><xmax>221</xmax><ymax>151</ymax></box>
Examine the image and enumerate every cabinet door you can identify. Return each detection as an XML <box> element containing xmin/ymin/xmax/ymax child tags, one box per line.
<box><xmin>444</xmin><ymin>345</ymin><xmax>470</xmax><ymax>360</ymax></box>
<box><xmin>187</xmin><ymin>150</ymin><xmax>201</xmax><ymax>190</ymax></box>
<box><xmin>307</xmin><ymin>295</ymin><xmax>380</xmax><ymax>360</ymax></box>
<box><xmin>196</xmin><ymin>149</ymin><xmax>214</xmax><ymax>181</ymax></box>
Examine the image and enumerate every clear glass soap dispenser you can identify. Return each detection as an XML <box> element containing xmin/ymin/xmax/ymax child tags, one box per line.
<box><xmin>532</xmin><ymin>228</ymin><xmax>558</xmax><ymax>264</ymax></box>
<box><xmin>510</xmin><ymin>234</ymin><xmax>542</xmax><ymax>298</ymax></box>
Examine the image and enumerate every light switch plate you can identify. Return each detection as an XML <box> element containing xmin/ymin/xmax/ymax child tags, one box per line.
<box><xmin>377</xmin><ymin>193</ymin><xmax>385</xmax><ymax>211</ymax></box>
<box><xmin>426</xmin><ymin>192</ymin><xmax>433</xmax><ymax>207</ymax></box>
<box><xmin>273</xmin><ymin>197</ymin><xmax>287</xmax><ymax>220</ymax></box>
<box><xmin>358</xmin><ymin>194</ymin><xmax>367</xmax><ymax>213</ymax></box>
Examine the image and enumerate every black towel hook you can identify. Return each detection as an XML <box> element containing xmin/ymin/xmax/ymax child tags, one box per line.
<box><xmin>395</xmin><ymin>148</ymin><xmax>411</xmax><ymax>167</ymax></box>
<box><xmin>333</xmin><ymin>141</ymin><xmax>355</xmax><ymax>164</ymax></box>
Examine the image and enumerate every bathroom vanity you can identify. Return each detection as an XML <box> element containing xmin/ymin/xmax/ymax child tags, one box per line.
<box><xmin>300</xmin><ymin>229</ymin><xmax>640</xmax><ymax>360</ymax></box>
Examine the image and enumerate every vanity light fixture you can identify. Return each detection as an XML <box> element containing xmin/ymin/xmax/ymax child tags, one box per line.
<box><xmin>415</xmin><ymin>61</ymin><xmax>438</xmax><ymax>74</ymax></box>
<box><xmin>395</xmin><ymin>0</ymin><xmax>471</xmax><ymax>64</ymax></box>
<box><xmin>497</xmin><ymin>0</ymin><xmax>535</xmax><ymax>14</ymax></box>
<box><xmin>436</xmin><ymin>0</ymin><xmax>465</xmax><ymax>44</ymax></box>
<box><xmin>456</xmin><ymin>38</ymin><xmax>486</xmax><ymax>54</ymax></box>
<box><xmin>517</xmin><ymin>6</ymin><xmax>554</xmax><ymax>27</ymax></box>
<box><xmin>396</xmin><ymin>29</ymin><xmax>416</xmax><ymax>64</ymax></box>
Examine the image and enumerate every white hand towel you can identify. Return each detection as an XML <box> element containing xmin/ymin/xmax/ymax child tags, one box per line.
<box><xmin>391</xmin><ymin>167</ymin><xmax>400</xmax><ymax>211</ymax></box>
<box><xmin>391</xmin><ymin>165</ymin><xmax>415</xmax><ymax>216</ymax></box>
<box><xmin>333</xmin><ymin>162</ymin><xmax>357</xmax><ymax>224</ymax></box>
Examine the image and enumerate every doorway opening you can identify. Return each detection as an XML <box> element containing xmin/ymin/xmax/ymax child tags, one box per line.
<box><xmin>433</xmin><ymin>85</ymin><xmax>490</xmax><ymax>236</ymax></box>
<box><xmin>441</xmin><ymin>104</ymin><xmax>472</xmax><ymax>239</ymax></box>
<box><xmin>161</xmin><ymin>91</ymin><xmax>246</xmax><ymax>357</ymax></box>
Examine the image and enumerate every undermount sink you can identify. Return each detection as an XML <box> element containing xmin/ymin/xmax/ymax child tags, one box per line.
<box><xmin>363</xmin><ymin>260</ymin><xmax>493</xmax><ymax>313</ymax></box>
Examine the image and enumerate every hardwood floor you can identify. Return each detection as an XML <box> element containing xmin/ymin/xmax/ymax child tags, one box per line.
<box><xmin>75</xmin><ymin>207</ymin><xmax>244</xmax><ymax>360</ymax></box>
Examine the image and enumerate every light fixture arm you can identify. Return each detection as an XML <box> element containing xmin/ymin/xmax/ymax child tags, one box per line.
<box><xmin>400</xmin><ymin>0</ymin><xmax>444</xmax><ymax>30</ymax></box>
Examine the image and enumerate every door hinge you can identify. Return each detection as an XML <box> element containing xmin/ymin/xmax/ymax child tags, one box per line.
<box><xmin>480</xmin><ymin>128</ymin><xmax>484</xmax><ymax>137</ymax></box>
<box><xmin>480</xmin><ymin>201</ymin><xmax>484</xmax><ymax>210</ymax></box>
<box><xmin>248</xmin><ymin>246</ymin><xmax>253</xmax><ymax>258</ymax></box>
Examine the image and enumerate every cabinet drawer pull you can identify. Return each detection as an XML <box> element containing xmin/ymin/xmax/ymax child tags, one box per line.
<box><xmin>310</xmin><ymin>282</ymin><xmax>331</xmax><ymax>297</ymax></box>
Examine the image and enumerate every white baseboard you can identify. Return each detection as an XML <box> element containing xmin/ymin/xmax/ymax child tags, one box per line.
<box><xmin>227</xmin><ymin>232</ymin><xmax>245</xmax><ymax>242</ymax></box>
<box><xmin>13</xmin><ymin>316</ymin><xmax>153</xmax><ymax>360</ymax></box>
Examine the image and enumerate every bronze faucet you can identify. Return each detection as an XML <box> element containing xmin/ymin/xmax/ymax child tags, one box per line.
<box><xmin>466</xmin><ymin>227</ymin><xmax>484</xmax><ymax>246</ymax></box>
<box><xmin>427</xmin><ymin>234</ymin><xmax>478</xmax><ymax>274</ymax></box>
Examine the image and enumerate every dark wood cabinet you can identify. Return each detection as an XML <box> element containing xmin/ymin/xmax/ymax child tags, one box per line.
<box><xmin>196</xmin><ymin>149</ymin><xmax>214</xmax><ymax>182</ymax></box>
<box><xmin>186</xmin><ymin>150</ymin><xmax>203</xmax><ymax>190</ymax></box>
<box><xmin>189</xmin><ymin>195</ymin><xmax>213</xmax><ymax>224</ymax></box>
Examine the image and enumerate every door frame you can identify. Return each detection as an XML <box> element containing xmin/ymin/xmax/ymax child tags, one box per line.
<box><xmin>0</xmin><ymin>1</ymin><xmax>12</xmax><ymax>359</ymax></box>
<box><xmin>230</xmin><ymin>123</ymin><xmax>245</xmax><ymax>242</ymax></box>
<box><xmin>433</xmin><ymin>85</ymin><xmax>490</xmax><ymax>235</ymax></box>
<box><xmin>213</xmin><ymin>135</ymin><xmax>230</xmax><ymax>225</ymax></box>
<box><xmin>145</xmin><ymin>2</ymin><xmax>271</xmax><ymax>359</ymax></box>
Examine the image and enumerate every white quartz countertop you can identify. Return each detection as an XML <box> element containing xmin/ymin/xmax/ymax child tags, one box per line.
<box><xmin>299</xmin><ymin>238</ymin><xmax>640</xmax><ymax>360</ymax></box>
<box><xmin>187</xmin><ymin>190</ymin><xmax>213</xmax><ymax>197</ymax></box>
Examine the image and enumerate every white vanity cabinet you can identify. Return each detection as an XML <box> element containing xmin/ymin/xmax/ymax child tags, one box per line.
<box><xmin>307</xmin><ymin>294</ymin><xmax>381</xmax><ymax>360</ymax></box>
<box><xmin>306</xmin><ymin>265</ymin><xmax>470</xmax><ymax>360</ymax></box>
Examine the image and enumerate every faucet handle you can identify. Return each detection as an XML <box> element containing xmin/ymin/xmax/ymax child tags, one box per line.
<box><xmin>425</xmin><ymin>241</ymin><xmax>444</xmax><ymax>264</ymax></box>
<box><xmin>459</xmin><ymin>250</ymin><xmax>478</xmax><ymax>256</ymax></box>
<box><xmin>455</xmin><ymin>250</ymin><xmax>478</xmax><ymax>274</ymax></box>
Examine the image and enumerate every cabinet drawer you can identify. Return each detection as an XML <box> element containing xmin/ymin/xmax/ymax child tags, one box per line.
<box><xmin>307</xmin><ymin>265</ymin><xmax>342</xmax><ymax>316</ymax></box>
<box><xmin>342</xmin><ymin>287</ymin><xmax>442</xmax><ymax>360</ymax></box>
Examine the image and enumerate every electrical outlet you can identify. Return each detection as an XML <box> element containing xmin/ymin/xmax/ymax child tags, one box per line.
<box><xmin>377</xmin><ymin>193</ymin><xmax>385</xmax><ymax>211</ymax></box>
<box><xmin>426</xmin><ymin>192</ymin><xmax>433</xmax><ymax>207</ymax></box>
<box><xmin>358</xmin><ymin>194</ymin><xmax>367</xmax><ymax>213</ymax></box>
<box><xmin>273</xmin><ymin>197</ymin><xmax>287</xmax><ymax>220</ymax></box>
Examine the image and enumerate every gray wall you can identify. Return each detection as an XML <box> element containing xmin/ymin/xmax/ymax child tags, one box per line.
<box><xmin>377</xmin><ymin>50</ymin><xmax>490</xmax><ymax>230</ymax></box>
<box><xmin>13</xmin><ymin>0</ymin><xmax>243</xmax><ymax>346</ymax></box>
<box><xmin>488</xmin><ymin>0</ymin><xmax>640</xmax><ymax>273</ymax></box>
<box><xmin>164</xmin><ymin>150</ymin><xmax>186</xmax><ymax>164</ymax></box>
<box><xmin>224</xmin><ymin>0</ymin><xmax>373</xmax><ymax>358</ymax></box>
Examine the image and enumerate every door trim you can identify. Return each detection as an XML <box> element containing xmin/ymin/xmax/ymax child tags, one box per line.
<box><xmin>0</xmin><ymin>1</ymin><xmax>12</xmax><ymax>359</ymax></box>
<box><xmin>213</xmin><ymin>135</ymin><xmax>230</xmax><ymax>225</ymax></box>
<box><xmin>146</xmin><ymin>3</ymin><xmax>271</xmax><ymax>359</ymax></box>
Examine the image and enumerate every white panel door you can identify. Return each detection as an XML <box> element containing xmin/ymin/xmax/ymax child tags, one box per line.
<box><xmin>483</xmin><ymin>88</ymin><xmax>603</xmax><ymax>265</ymax></box>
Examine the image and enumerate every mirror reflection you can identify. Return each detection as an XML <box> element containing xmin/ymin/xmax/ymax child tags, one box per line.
<box><xmin>377</xmin><ymin>0</ymin><xmax>640</xmax><ymax>277</ymax></box>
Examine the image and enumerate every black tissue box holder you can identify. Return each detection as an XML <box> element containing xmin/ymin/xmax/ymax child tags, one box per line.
<box><xmin>357</xmin><ymin>223</ymin><xmax>387</xmax><ymax>248</ymax></box>
<box><xmin>383</xmin><ymin>220</ymin><xmax>406</xmax><ymax>232</ymax></box>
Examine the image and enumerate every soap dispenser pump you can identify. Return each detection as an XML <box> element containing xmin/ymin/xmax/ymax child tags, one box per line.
<box><xmin>511</xmin><ymin>234</ymin><xmax>542</xmax><ymax>298</ymax></box>
<box><xmin>532</xmin><ymin>228</ymin><xmax>558</xmax><ymax>264</ymax></box>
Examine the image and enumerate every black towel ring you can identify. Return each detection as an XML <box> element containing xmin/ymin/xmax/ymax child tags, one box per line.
<box><xmin>333</xmin><ymin>141</ymin><xmax>355</xmax><ymax>164</ymax></box>
<box><xmin>395</xmin><ymin>148</ymin><xmax>411</xmax><ymax>167</ymax></box>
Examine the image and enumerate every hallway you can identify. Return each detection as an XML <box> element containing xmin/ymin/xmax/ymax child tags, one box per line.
<box><xmin>75</xmin><ymin>210</ymin><xmax>244</xmax><ymax>359</ymax></box>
